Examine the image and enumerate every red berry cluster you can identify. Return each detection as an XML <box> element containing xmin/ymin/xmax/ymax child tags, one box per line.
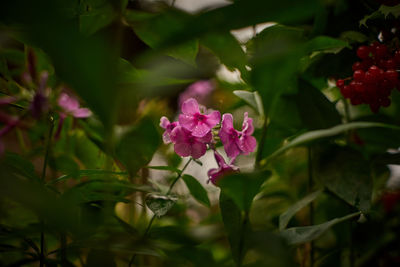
<box><xmin>336</xmin><ymin>42</ymin><xmax>400</xmax><ymax>113</ymax></box>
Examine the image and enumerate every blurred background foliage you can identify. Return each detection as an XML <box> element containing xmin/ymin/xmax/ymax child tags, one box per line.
<box><xmin>1</xmin><ymin>0</ymin><xmax>400</xmax><ymax>266</ymax></box>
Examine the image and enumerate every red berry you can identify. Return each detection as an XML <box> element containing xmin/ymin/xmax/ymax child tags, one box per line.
<box><xmin>336</xmin><ymin>79</ymin><xmax>345</xmax><ymax>88</ymax></box>
<box><xmin>361</xmin><ymin>58</ymin><xmax>373</xmax><ymax>71</ymax></box>
<box><xmin>368</xmin><ymin>65</ymin><xmax>383</xmax><ymax>81</ymax></box>
<box><xmin>341</xmin><ymin>85</ymin><xmax>352</xmax><ymax>98</ymax></box>
<box><xmin>352</xmin><ymin>62</ymin><xmax>363</xmax><ymax>71</ymax></box>
<box><xmin>351</xmin><ymin>97</ymin><xmax>362</xmax><ymax>105</ymax></box>
<box><xmin>385</xmin><ymin>69</ymin><xmax>398</xmax><ymax>84</ymax></box>
<box><xmin>353</xmin><ymin>81</ymin><xmax>365</xmax><ymax>93</ymax></box>
<box><xmin>375</xmin><ymin>44</ymin><xmax>388</xmax><ymax>59</ymax></box>
<box><xmin>357</xmin><ymin>46</ymin><xmax>371</xmax><ymax>59</ymax></box>
<box><xmin>369</xmin><ymin>102</ymin><xmax>380</xmax><ymax>113</ymax></box>
<box><xmin>353</xmin><ymin>70</ymin><xmax>365</xmax><ymax>81</ymax></box>
<box><xmin>385</xmin><ymin>59</ymin><xmax>396</xmax><ymax>69</ymax></box>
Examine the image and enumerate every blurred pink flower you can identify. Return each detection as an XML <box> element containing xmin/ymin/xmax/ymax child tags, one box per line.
<box><xmin>0</xmin><ymin>96</ymin><xmax>17</xmax><ymax>106</ymax></box>
<box><xmin>178</xmin><ymin>80</ymin><xmax>215</xmax><ymax>107</ymax></box>
<box><xmin>219</xmin><ymin>112</ymin><xmax>256</xmax><ymax>159</ymax></box>
<box><xmin>170</xmin><ymin>126</ymin><xmax>212</xmax><ymax>159</ymax></box>
<box><xmin>179</xmin><ymin>98</ymin><xmax>220</xmax><ymax>137</ymax></box>
<box><xmin>207</xmin><ymin>150</ymin><xmax>239</xmax><ymax>185</ymax></box>
<box><xmin>160</xmin><ymin>116</ymin><xmax>178</xmax><ymax>144</ymax></box>
<box><xmin>58</xmin><ymin>93</ymin><xmax>91</xmax><ymax>119</ymax></box>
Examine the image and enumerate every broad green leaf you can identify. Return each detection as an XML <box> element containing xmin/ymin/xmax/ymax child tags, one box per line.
<box><xmin>314</xmin><ymin>146</ymin><xmax>372</xmax><ymax>212</ymax></box>
<box><xmin>145</xmin><ymin>194</ymin><xmax>177</xmax><ymax>218</ymax></box>
<box><xmin>159</xmin><ymin>0</ymin><xmax>318</xmax><ymax>48</ymax></box>
<box><xmin>219</xmin><ymin>192</ymin><xmax>242</xmax><ymax>265</ymax></box>
<box><xmin>305</xmin><ymin>36</ymin><xmax>350</xmax><ymax>54</ymax></box>
<box><xmin>125</xmin><ymin>10</ymin><xmax>198</xmax><ymax>66</ymax></box>
<box><xmin>295</xmin><ymin>79</ymin><xmax>341</xmax><ymax>130</ymax></box>
<box><xmin>218</xmin><ymin>171</ymin><xmax>271</xmax><ymax>211</ymax></box>
<box><xmin>339</xmin><ymin>31</ymin><xmax>368</xmax><ymax>44</ymax></box>
<box><xmin>182</xmin><ymin>175</ymin><xmax>210</xmax><ymax>207</ymax></box>
<box><xmin>79</xmin><ymin>0</ymin><xmax>117</xmax><ymax>35</ymax></box>
<box><xmin>115</xmin><ymin>117</ymin><xmax>160</xmax><ymax>176</ymax></box>
<box><xmin>267</xmin><ymin>122</ymin><xmax>400</xmax><ymax>162</ymax></box>
<box><xmin>49</xmin><ymin>169</ymin><xmax>128</xmax><ymax>185</ymax></box>
<box><xmin>279</xmin><ymin>190</ymin><xmax>323</xmax><ymax>231</ymax></box>
<box><xmin>201</xmin><ymin>32</ymin><xmax>249</xmax><ymax>79</ymax></box>
<box><xmin>280</xmin><ymin>212</ymin><xmax>361</xmax><ymax>245</ymax></box>
<box><xmin>233</xmin><ymin>90</ymin><xmax>265</xmax><ymax>116</ymax></box>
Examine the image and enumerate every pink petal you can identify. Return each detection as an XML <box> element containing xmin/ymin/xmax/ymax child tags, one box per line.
<box><xmin>72</xmin><ymin>108</ymin><xmax>91</xmax><ymax>118</ymax></box>
<box><xmin>239</xmin><ymin>135</ymin><xmax>257</xmax><ymax>154</ymax></box>
<box><xmin>205</xmin><ymin>110</ymin><xmax>221</xmax><ymax>128</ymax></box>
<box><xmin>174</xmin><ymin>143</ymin><xmax>191</xmax><ymax>157</ymax></box>
<box><xmin>162</xmin><ymin>131</ymin><xmax>172</xmax><ymax>144</ymax></box>
<box><xmin>181</xmin><ymin>98</ymin><xmax>199</xmax><ymax>115</ymax></box>
<box><xmin>221</xmin><ymin>113</ymin><xmax>234</xmax><ymax>132</ymax></box>
<box><xmin>197</xmin><ymin>130</ymin><xmax>212</xmax><ymax>143</ymax></box>
<box><xmin>213</xmin><ymin>150</ymin><xmax>227</xmax><ymax>167</ymax></box>
<box><xmin>160</xmin><ymin>116</ymin><xmax>170</xmax><ymax>129</ymax></box>
<box><xmin>58</xmin><ymin>93</ymin><xmax>79</xmax><ymax>112</ymax></box>
<box><xmin>190</xmin><ymin>142</ymin><xmax>207</xmax><ymax>159</ymax></box>
<box><xmin>179</xmin><ymin>114</ymin><xmax>196</xmax><ymax>131</ymax></box>
<box><xmin>191</xmin><ymin>122</ymin><xmax>211</xmax><ymax>137</ymax></box>
<box><xmin>242</xmin><ymin>112</ymin><xmax>254</xmax><ymax>135</ymax></box>
<box><xmin>170</xmin><ymin>126</ymin><xmax>189</xmax><ymax>143</ymax></box>
<box><xmin>224</xmin><ymin>141</ymin><xmax>241</xmax><ymax>159</ymax></box>
<box><xmin>218</xmin><ymin>129</ymin><xmax>231</xmax><ymax>146</ymax></box>
<box><xmin>0</xmin><ymin>96</ymin><xmax>17</xmax><ymax>106</ymax></box>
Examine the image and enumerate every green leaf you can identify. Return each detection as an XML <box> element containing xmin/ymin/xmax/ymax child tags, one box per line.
<box><xmin>305</xmin><ymin>36</ymin><xmax>350</xmax><ymax>54</ymax></box>
<box><xmin>339</xmin><ymin>31</ymin><xmax>368</xmax><ymax>44</ymax></box>
<box><xmin>145</xmin><ymin>194</ymin><xmax>177</xmax><ymax>218</ymax></box>
<box><xmin>182</xmin><ymin>175</ymin><xmax>210</xmax><ymax>207</ymax></box>
<box><xmin>279</xmin><ymin>190</ymin><xmax>323</xmax><ymax>231</ymax></box>
<box><xmin>2</xmin><ymin>152</ymin><xmax>39</xmax><ymax>181</ymax></box>
<box><xmin>218</xmin><ymin>171</ymin><xmax>271</xmax><ymax>211</ymax></box>
<box><xmin>380</xmin><ymin>4</ymin><xmax>400</xmax><ymax>18</ymax></box>
<box><xmin>280</xmin><ymin>212</ymin><xmax>361</xmax><ymax>245</ymax></box>
<box><xmin>267</xmin><ymin>122</ymin><xmax>400</xmax><ymax>162</ymax></box>
<box><xmin>295</xmin><ymin>79</ymin><xmax>341</xmax><ymax>130</ymax></box>
<box><xmin>201</xmin><ymin>32</ymin><xmax>248</xmax><ymax>79</ymax></box>
<box><xmin>79</xmin><ymin>0</ymin><xmax>117</xmax><ymax>35</ymax></box>
<box><xmin>233</xmin><ymin>90</ymin><xmax>265</xmax><ymax>116</ymax></box>
<box><xmin>314</xmin><ymin>146</ymin><xmax>373</xmax><ymax>212</ymax></box>
<box><xmin>49</xmin><ymin>169</ymin><xmax>128</xmax><ymax>185</ymax></box>
<box><xmin>115</xmin><ymin>117</ymin><xmax>160</xmax><ymax>176</ymax></box>
<box><xmin>145</xmin><ymin>166</ymin><xmax>181</xmax><ymax>174</ymax></box>
<box><xmin>219</xmin><ymin>192</ymin><xmax>242</xmax><ymax>265</ymax></box>
<box><xmin>125</xmin><ymin>10</ymin><xmax>198</xmax><ymax>66</ymax></box>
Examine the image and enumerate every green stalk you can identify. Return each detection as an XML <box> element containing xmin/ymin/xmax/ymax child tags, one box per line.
<box><xmin>128</xmin><ymin>158</ymin><xmax>192</xmax><ymax>267</ymax></box>
<box><xmin>40</xmin><ymin>115</ymin><xmax>54</xmax><ymax>267</ymax></box>
<box><xmin>255</xmin><ymin>117</ymin><xmax>268</xmax><ymax>168</ymax></box>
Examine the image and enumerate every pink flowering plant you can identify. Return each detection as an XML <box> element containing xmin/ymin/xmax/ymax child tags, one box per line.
<box><xmin>160</xmin><ymin>97</ymin><xmax>256</xmax><ymax>184</ymax></box>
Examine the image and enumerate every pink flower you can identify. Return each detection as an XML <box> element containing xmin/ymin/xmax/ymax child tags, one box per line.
<box><xmin>55</xmin><ymin>92</ymin><xmax>92</xmax><ymax>139</ymax></box>
<box><xmin>178</xmin><ymin>80</ymin><xmax>215</xmax><ymax>107</ymax></box>
<box><xmin>207</xmin><ymin>150</ymin><xmax>239</xmax><ymax>185</ymax></box>
<box><xmin>179</xmin><ymin>98</ymin><xmax>220</xmax><ymax>137</ymax></box>
<box><xmin>170</xmin><ymin>126</ymin><xmax>212</xmax><ymax>159</ymax></box>
<box><xmin>58</xmin><ymin>93</ymin><xmax>92</xmax><ymax>119</ymax></box>
<box><xmin>160</xmin><ymin>116</ymin><xmax>178</xmax><ymax>144</ymax></box>
<box><xmin>219</xmin><ymin>112</ymin><xmax>257</xmax><ymax>159</ymax></box>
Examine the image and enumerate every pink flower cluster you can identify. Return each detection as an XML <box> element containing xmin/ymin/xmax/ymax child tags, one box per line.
<box><xmin>160</xmin><ymin>98</ymin><xmax>257</xmax><ymax>184</ymax></box>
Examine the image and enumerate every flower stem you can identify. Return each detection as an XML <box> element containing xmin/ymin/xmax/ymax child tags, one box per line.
<box><xmin>128</xmin><ymin>158</ymin><xmax>193</xmax><ymax>267</ymax></box>
<box><xmin>238</xmin><ymin>210</ymin><xmax>249</xmax><ymax>267</ymax></box>
<box><xmin>40</xmin><ymin>115</ymin><xmax>54</xmax><ymax>267</ymax></box>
